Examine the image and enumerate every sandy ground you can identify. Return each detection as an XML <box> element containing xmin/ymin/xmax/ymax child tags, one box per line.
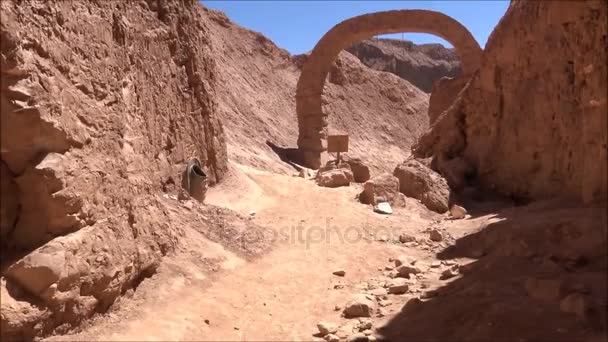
<box><xmin>48</xmin><ymin>163</ymin><xmax>606</xmax><ymax>342</ymax></box>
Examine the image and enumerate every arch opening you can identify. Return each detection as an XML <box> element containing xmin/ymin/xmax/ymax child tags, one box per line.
<box><xmin>295</xmin><ymin>10</ymin><xmax>482</xmax><ymax>169</ymax></box>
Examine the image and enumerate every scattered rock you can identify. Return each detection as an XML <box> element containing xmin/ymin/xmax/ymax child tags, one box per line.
<box><xmin>334</xmin><ymin>283</ymin><xmax>345</xmax><ymax>289</ymax></box>
<box><xmin>396</xmin><ymin>264</ymin><xmax>422</xmax><ymax>278</ymax></box>
<box><xmin>393</xmin><ymin>158</ymin><xmax>450</xmax><ymax>213</ymax></box>
<box><xmin>333</xmin><ymin>270</ymin><xmax>346</xmax><ymax>277</ymax></box>
<box><xmin>357</xmin><ymin>318</ymin><xmax>373</xmax><ymax>331</ymax></box>
<box><xmin>249</xmin><ymin>210</ymin><xmax>256</xmax><ymax>216</ymax></box>
<box><xmin>373</xmin><ymin>202</ymin><xmax>393</xmax><ymax>215</ymax></box>
<box><xmin>376</xmin><ymin>308</ymin><xmax>388</xmax><ymax>317</ymax></box>
<box><xmin>394</xmin><ymin>255</ymin><xmax>416</xmax><ymax>267</ymax></box>
<box><xmin>430</xmin><ymin>261</ymin><xmax>441</xmax><ymax>268</ymax></box>
<box><xmin>334</xmin><ymin>305</ymin><xmax>342</xmax><ymax>311</ymax></box>
<box><xmin>387</xmin><ymin>278</ymin><xmax>409</xmax><ymax>294</ymax></box>
<box><xmin>384</xmin><ymin>265</ymin><xmax>394</xmax><ymax>271</ymax></box>
<box><xmin>343</xmin><ymin>294</ymin><xmax>376</xmax><ymax>318</ymax></box>
<box><xmin>398</xmin><ymin>234</ymin><xmax>416</xmax><ymax>243</ymax></box>
<box><xmin>324</xmin><ymin>334</ymin><xmax>340</xmax><ymax>342</ymax></box>
<box><xmin>359</xmin><ymin>173</ymin><xmax>404</xmax><ymax>206</ymax></box>
<box><xmin>429</xmin><ymin>229</ymin><xmax>443</xmax><ymax>242</ymax></box>
<box><xmin>449</xmin><ymin>204</ymin><xmax>467</xmax><ymax>219</ymax></box>
<box><xmin>317</xmin><ymin>321</ymin><xmax>339</xmax><ymax>336</ymax></box>
<box><xmin>378</xmin><ymin>299</ymin><xmax>392</xmax><ymax>307</ymax></box>
<box><xmin>369</xmin><ymin>288</ymin><xmax>387</xmax><ymax>297</ymax></box>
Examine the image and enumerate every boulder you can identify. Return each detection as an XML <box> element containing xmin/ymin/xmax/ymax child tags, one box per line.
<box><xmin>373</xmin><ymin>202</ymin><xmax>392</xmax><ymax>215</ymax></box>
<box><xmin>429</xmin><ymin>229</ymin><xmax>443</xmax><ymax>242</ymax></box>
<box><xmin>359</xmin><ymin>173</ymin><xmax>405</xmax><ymax>206</ymax></box>
<box><xmin>387</xmin><ymin>278</ymin><xmax>409</xmax><ymax>294</ymax></box>
<box><xmin>450</xmin><ymin>205</ymin><xmax>467</xmax><ymax>219</ymax></box>
<box><xmin>343</xmin><ymin>294</ymin><xmax>376</xmax><ymax>318</ymax></box>
<box><xmin>393</xmin><ymin>158</ymin><xmax>450</xmax><ymax>213</ymax></box>
<box><xmin>316</xmin><ymin>163</ymin><xmax>354</xmax><ymax>188</ymax></box>
<box><xmin>396</xmin><ymin>264</ymin><xmax>422</xmax><ymax>278</ymax></box>
<box><xmin>341</xmin><ymin>156</ymin><xmax>370</xmax><ymax>183</ymax></box>
<box><xmin>6</xmin><ymin>245</ymin><xmax>67</xmax><ymax>296</ymax></box>
<box><xmin>317</xmin><ymin>321</ymin><xmax>339</xmax><ymax>336</ymax></box>
<box><xmin>316</xmin><ymin>169</ymin><xmax>353</xmax><ymax>188</ymax></box>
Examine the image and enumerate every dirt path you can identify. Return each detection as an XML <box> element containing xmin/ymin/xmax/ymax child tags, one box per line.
<box><xmin>52</xmin><ymin>163</ymin><xmax>447</xmax><ymax>341</ymax></box>
<box><xmin>46</xmin><ymin>163</ymin><xmax>606</xmax><ymax>342</ymax></box>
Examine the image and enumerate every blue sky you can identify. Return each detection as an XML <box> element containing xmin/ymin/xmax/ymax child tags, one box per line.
<box><xmin>202</xmin><ymin>1</ymin><xmax>509</xmax><ymax>54</ymax></box>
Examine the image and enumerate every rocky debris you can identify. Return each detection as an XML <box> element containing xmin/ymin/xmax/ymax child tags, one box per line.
<box><xmin>317</xmin><ymin>321</ymin><xmax>339</xmax><ymax>336</ymax></box>
<box><xmin>398</xmin><ymin>234</ymin><xmax>416</xmax><ymax>243</ymax></box>
<box><xmin>356</xmin><ymin>318</ymin><xmax>373</xmax><ymax>331</ymax></box>
<box><xmin>316</xmin><ymin>163</ymin><xmax>354</xmax><ymax>188</ymax></box>
<box><xmin>387</xmin><ymin>278</ymin><xmax>409</xmax><ymax>294</ymax></box>
<box><xmin>324</xmin><ymin>334</ymin><xmax>340</xmax><ymax>342</ymax></box>
<box><xmin>359</xmin><ymin>173</ymin><xmax>405</xmax><ymax>206</ymax></box>
<box><xmin>373</xmin><ymin>202</ymin><xmax>393</xmax><ymax>215</ymax></box>
<box><xmin>333</xmin><ymin>270</ymin><xmax>346</xmax><ymax>277</ymax></box>
<box><xmin>429</xmin><ymin>229</ymin><xmax>443</xmax><ymax>242</ymax></box>
<box><xmin>430</xmin><ymin>261</ymin><xmax>441</xmax><ymax>268</ymax></box>
<box><xmin>343</xmin><ymin>294</ymin><xmax>376</xmax><ymax>318</ymax></box>
<box><xmin>449</xmin><ymin>205</ymin><xmax>467</xmax><ymax>219</ymax></box>
<box><xmin>378</xmin><ymin>299</ymin><xmax>392</xmax><ymax>307</ymax></box>
<box><xmin>334</xmin><ymin>305</ymin><xmax>342</xmax><ymax>311</ymax></box>
<box><xmin>393</xmin><ymin>255</ymin><xmax>417</xmax><ymax>267</ymax></box>
<box><xmin>393</xmin><ymin>159</ymin><xmax>450</xmax><ymax>213</ymax></box>
<box><xmin>396</xmin><ymin>264</ymin><xmax>423</xmax><ymax>278</ymax></box>
<box><xmin>525</xmin><ymin>277</ymin><xmax>563</xmax><ymax>301</ymax></box>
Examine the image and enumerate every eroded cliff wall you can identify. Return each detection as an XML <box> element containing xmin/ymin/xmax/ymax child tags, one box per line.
<box><xmin>417</xmin><ymin>0</ymin><xmax>607</xmax><ymax>203</ymax></box>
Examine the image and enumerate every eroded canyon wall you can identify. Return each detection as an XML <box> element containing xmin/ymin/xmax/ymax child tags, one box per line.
<box><xmin>417</xmin><ymin>0</ymin><xmax>607</xmax><ymax>203</ymax></box>
<box><xmin>1</xmin><ymin>0</ymin><xmax>227</xmax><ymax>338</ymax></box>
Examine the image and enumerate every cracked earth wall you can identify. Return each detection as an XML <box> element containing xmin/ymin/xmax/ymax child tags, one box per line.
<box><xmin>415</xmin><ymin>0</ymin><xmax>607</xmax><ymax>203</ymax></box>
<box><xmin>0</xmin><ymin>0</ymin><xmax>228</xmax><ymax>338</ymax></box>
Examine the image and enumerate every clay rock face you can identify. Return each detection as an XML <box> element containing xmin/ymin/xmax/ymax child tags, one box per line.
<box><xmin>427</xmin><ymin>76</ymin><xmax>469</xmax><ymax>125</ymax></box>
<box><xmin>347</xmin><ymin>38</ymin><xmax>461</xmax><ymax>93</ymax></box>
<box><xmin>0</xmin><ymin>0</ymin><xmax>228</xmax><ymax>339</ymax></box>
<box><xmin>359</xmin><ymin>173</ymin><xmax>405</xmax><ymax>206</ymax></box>
<box><xmin>416</xmin><ymin>1</ymin><xmax>607</xmax><ymax>203</ymax></box>
<box><xmin>393</xmin><ymin>159</ymin><xmax>450</xmax><ymax>213</ymax></box>
<box><xmin>316</xmin><ymin>163</ymin><xmax>354</xmax><ymax>188</ymax></box>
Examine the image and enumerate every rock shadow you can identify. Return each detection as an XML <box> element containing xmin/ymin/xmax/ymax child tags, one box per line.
<box><xmin>376</xmin><ymin>199</ymin><xmax>608</xmax><ymax>341</ymax></box>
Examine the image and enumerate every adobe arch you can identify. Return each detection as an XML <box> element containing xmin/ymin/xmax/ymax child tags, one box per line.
<box><xmin>296</xmin><ymin>10</ymin><xmax>482</xmax><ymax>168</ymax></box>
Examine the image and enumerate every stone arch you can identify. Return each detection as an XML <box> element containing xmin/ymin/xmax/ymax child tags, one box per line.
<box><xmin>296</xmin><ymin>10</ymin><xmax>482</xmax><ymax>168</ymax></box>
